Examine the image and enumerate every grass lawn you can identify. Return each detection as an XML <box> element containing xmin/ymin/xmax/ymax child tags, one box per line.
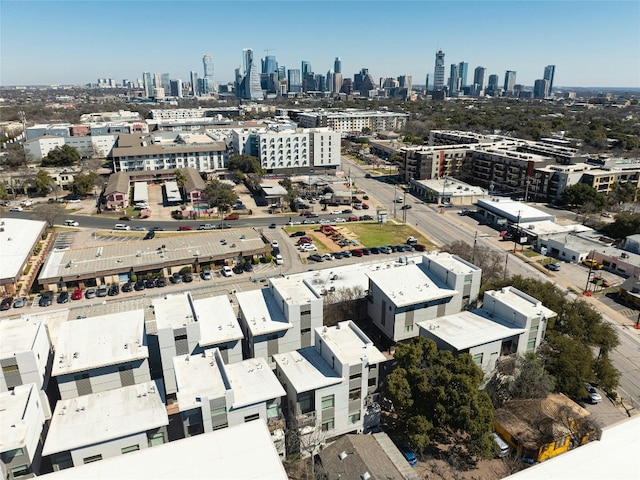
<box><xmin>285</xmin><ymin>221</ymin><xmax>436</xmax><ymax>249</ymax></box>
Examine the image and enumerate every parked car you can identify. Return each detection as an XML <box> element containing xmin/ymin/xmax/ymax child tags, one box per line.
<box><xmin>400</xmin><ymin>204</ymin><xmax>412</xmax><ymax>210</ymax></box>
<box><xmin>144</xmin><ymin>230</ymin><xmax>155</xmax><ymax>240</ymax></box>
<box><xmin>9</xmin><ymin>206</ymin><xmax>23</xmax><ymax>212</ymax></box>
<box><xmin>399</xmin><ymin>446</ymin><xmax>418</xmax><ymax>467</ymax></box>
<box><xmin>601</xmin><ymin>212</ymin><xmax>612</xmax><ymax>218</ymax></box>
<box><xmin>232</xmin><ymin>265</ymin><xmax>245</xmax><ymax>274</ymax></box>
<box><xmin>12</xmin><ymin>296</ymin><xmax>27</xmax><ymax>309</ymax></box>
<box><xmin>118</xmin><ymin>216</ymin><xmax>131</xmax><ymax>221</ymax></box>
<box><xmin>370</xmin><ymin>247</ymin><xmax>381</xmax><ymax>254</ymax></box>
<box><xmin>155</xmin><ymin>277</ymin><xmax>166</xmax><ymax>288</ymax></box>
<box><xmin>121</xmin><ymin>282</ymin><xmax>133</xmax><ymax>292</ymax></box>
<box><xmin>221</xmin><ymin>266</ymin><xmax>233</xmax><ymax>277</ymax></box>
<box><xmin>360</xmin><ymin>214</ymin><xmax>374</xmax><ymax>221</ymax></box>
<box><xmin>72</xmin><ymin>288</ymin><xmax>83</xmax><ymax>300</ymax></box>
<box><xmin>178</xmin><ymin>225</ymin><xmax>193</xmax><ymax>231</ymax></box>
<box><xmin>182</xmin><ymin>272</ymin><xmax>194</xmax><ymax>283</ymax></box>
<box><xmin>224</xmin><ymin>213</ymin><xmax>240</xmax><ymax>220</ymax></box>
<box><xmin>299</xmin><ymin>244</ymin><xmax>318</xmax><ymax>252</ymax></box>
<box><xmin>134</xmin><ymin>281</ymin><xmax>146</xmax><ymax>291</ymax></box>
<box><xmin>114</xmin><ymin>224</ymin><xmax>131</xmax><ymax>231</ymax></box>
<box><xmin>582</xmin><ymin>258</ymin><xmax>603</xmax><ymax>269</ymax></box>
<box><xmin>171</xmin><ymin>272</ymin><xmax>182</xmax><ymax>284</ymax></box>
<box><xmin>269</xmin><ymin>223</ymin><xmax>277</xmax><ymax>229</ymax></box>
<box><xmin>545</xmin><ymin>262</ymin><xmax>561</xmax><ymax>271</ymax></box>
<box><xmin>308</xmin><ymin>254</ymin><xmax>324</xmax><ymax>262</ymax></box>
<box><xmin>321</xmin><ymin>253</ymin><xmax>334</xmax><ymax>261</ymax></box>
<box><xmin>198</xmin><ymin>224</ymin><xmax>215</xmax><ymax>230</ymax></box>
<box><xmin>330</xmin><ymin>209</ymin><xmax>342</xmax><ymax>215</ymax></box>
<box><xmin>201</xmin><ymin>269</ymin><xmax>212</xmax><ymax>280</ymax></box>
<box><xmin>584</xmin><ymin>383</ymin><xmax>602</xmax><ymax>404</ymax></box>
<box><xmin>84</xmin><ymin>288</ymin><xmax>97</xmax><ymax>299</ymax></box>
<box><xmin>491</xmin><ymin>433</ymin><xmax>511</xmax><ymax>458</ymax></box>
<box><xmin>351</xmin><ymin>249</ymin><xmax>364</xmax><ymax>257</ymax></box>
<box><xmin>296</xmin><ymin>236</ymin><xmax>313</xmax><ymax>245</ymax></box>
<box><xmin>348</xmin><ymin>216</ymin><xmax>359</xmax><ymax>222</ymax></box>
<box><xmin>341</xmin><ymin>250</ymin><xmax>352</xmax><ymax>258</ymax></box>
<box><xmin>342</xmin><ymin>209</ymin><xmax>352</xmax><ymax>214</ymax></box>
<box><xmin>108</xmin><ymin>284</ymin><xmax>120</xmax><ymax>296</ymax></box>
<box><xmin>39</xmin><ymin>291</ymin><xmax>54</xmax><ymax>307</ymax></box>
<box><xmin>144</xmin><ymin>278</ymin><xmax>156</xmax><ymax>289</ymax></box>
<box><xmin>132</xmin><ymin>226</ymin><xmax>146</xmax><ymax>231</ymax></box>
<box><xmin>0</xmin><ymin>297</ymin><xmax>13</xmax><ymax>310</ymax></box>
<box><xmin>290</xmin><ymin>231</ymin><xmax>307</xmax><ymax>237</ymax></box>
<box><xmin>243</xmin><ymin>262</ymin><xmax>254</xmax><ymax>272</ymax></box>
<box><xmin>56</xmin><ymin>291</ymin><xmax>69</xmax><ymax>304</ymax></box>
<box><xmin>64</xmin><ymin>219</ymin><xmax>79</xmax><ymax>227</ymax></box>
<box><xmin>96</xmin><ymin>285</ymin><xmax>109</xmax><ymax>297</ymax></box>
<box><xmin>414</xmin><ymin>244</ymin><xmax>426</xmax><ymax>252</ymax></box>
<box><xmin>271</xmin><ymin>240</ymin><xmax>279</xmax><ymax>248</ymax></box>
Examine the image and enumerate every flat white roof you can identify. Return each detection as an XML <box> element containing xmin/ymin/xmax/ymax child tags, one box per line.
<box><xmin>316</xmin><ymin>322</ymin><xmax>387</xmax><ymax>366</ymax></box>
<box><xmin>270</xmin><ymin>276</ymin><xmax>319</xmax><ymax>305</ymax></box>
<box><xmin>477</xmin><ymin>198</ymin><xmax>555</xmax><ymax>223</ymax></box>
<box><xmin>224</xmin><ymin>357</ymin><xmax>286</xmax><ymax>409</ymax></box>
<box><xmin>418</xmin><ymin>311</ymin><xmax>525</xmax><ymax>351</ymax></box>
<box><xmin>504</xmin><ymin>416</ymin><xmax>640</xmax><ymax>480</ymax></box>
<box><xmin>519</xmin><ymin>220</ymin><xmax>576</xmax><ymax>237</ymax></box>
<box><xmin>295</xmin><ymin>254</ymin><xmax>425</xmax><ymax>298</ymax></box>
<box><xmin>174</xmin><ymin>352</ymin><xmax>226</xmax><ymax>412</ymax></box>
<box><xmin>42</xmin><ymin>381</ymin><xmax>167</xmax><ymax>456</ymax></box>
<box><xmin>152</xmin><ymin>292</ymin><xmax>196</xmax><ymax>331</ymax></box>
<box><xmin>0</xmin><ymin>218</ymin><xmax>46</xmax><ymax>282</ymax></box>
<box><xmin>19</xmin><ymin>309</ymin><xmax>70</xmax><ymax>350</ymax></box>
<box><xmin>52</xmin><ymin>310</ymin><xmax>148</xmax><ymax>377</ymax></box>
<box><xmin>483</xmin><ymin>287</ymin><xmax>556</xmax><ymax>321</ymax></box>
<box><xmin>0</xmin><ymin>384</ymin><xmax>38</xmax><ymax>452</ymax></box>
<box><xmin>39</xmin><ymin>420</ymin><xmax>288</xmax><ymax>480</ymax></box>
<box><xmin>413</xmin><ymin>177</ymin><xmax>486</xmax><ymax>196</ymax></box>
<box><xmin>367</xmin><ymin>264</ymin><xmax>456</xmax><ymax>308</ymax></box>
<box><xmin>0</xmin><ymin>318</ymin><xmax>45</xmax><ymax>358</ymax></box>
<box><xmin>275</xmin><ymin>348</ymin><xmax>342</xmax><ymax>393</ymax></box>
<box><xmin>193</xmin><ymin>295</ymin><xmax>244</xmax><ymax>346</ymax></box>
<box><xmin>423</xmin><ymin>251</ymin><xmax>478</xmax><ymax>275</ymax></box>
<box><xmin>235</xmin><ymin>289</ymin><xmax>292</xmax><ymax>337</ymax></box>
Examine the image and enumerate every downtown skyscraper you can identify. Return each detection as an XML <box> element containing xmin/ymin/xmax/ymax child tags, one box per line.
<box><xmin>544</xmin><ymin>65</ymin><xmax>555</xmax><ymax>94</ymax></box>
<box><xmin>504</xmin><ymin>70</ymin><xmax>517</xmax><ymax>94</ymax></box>
<box><xmin>202</xmin><ymin>54</ymin><xmax>215</xmax><ymax>94</ymax></box>
<box><xmin>433</xmin><ymin>50</ymin><xmax>445</xmax><ymax>90</ymax></box>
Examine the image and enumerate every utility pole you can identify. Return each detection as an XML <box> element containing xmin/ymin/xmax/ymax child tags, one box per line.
<box><xmin>472</xmin><ymin>231</ymin><xmax>478</xmax><ymax>264</ymax></box>
<box><xmin>393</xmin><ymin>184</ymin><xmax>397</xmax><ymax>219</ymax></box>
<box><xmin>402</xmin><ymin>189</ymin><xmax>407</xmax><ymax>225</ymax></box>
<box><xmin>513</xmin><ymin>210</ymin><xmax>521</xmax><ymax>253</ymax></box>
<box><xmin>583</xmin><ymin>251</ymin><xmax>595</xmax><ymax>296</ymax></box>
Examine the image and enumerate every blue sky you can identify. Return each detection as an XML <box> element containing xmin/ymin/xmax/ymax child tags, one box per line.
<box><xmin>1</xmin><ymin>1</ymin><xmax>639</xmax><ymax>88</ymax></box>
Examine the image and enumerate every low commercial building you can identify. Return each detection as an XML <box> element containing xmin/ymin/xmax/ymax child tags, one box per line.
<box><xmin>42</xmin><ymin>381</ymin><xmax>168</xmax><ymax>472</ymax></box>
<box><xmin>38</xmin><ymin>420</ymin><xmax>287</xmax><ymax>480</ymax></box>
<box><xmin>173</xmin><ymin>350</ymin><xmax>286</xmax><ymax>456</ymax></box>
<box><xmin>52</xmin><ymin>311</ymin><xmax>150</xmax><ymax>400</ymax></box>
<box><xmin>0</xmin><ymin>219</ymin><xmax>47</xmax><ymax>296</ymax></box>
<box><xmin>274</xmin><ymin>322</ymin><xmax>386</xmax><ymax>446</ymax></box>
<box><xmin>475</xmin><ymin>197</ymin><xmax>555</xmax><ymax>231</ymax></box>
<box><xmin>408</xmin><ymin>177</ymin><xmax>486</xmax><ymax>205</ymax></box>
<box><xmin>0</xmin><ymin>384</ymin><xmax>48</xmax><ymax>480</ymax></box>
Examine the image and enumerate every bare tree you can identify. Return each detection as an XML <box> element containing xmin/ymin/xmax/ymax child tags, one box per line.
<box><xmin>441</xmin><ymin>240</ymin><xmax>505</xmax><ymax>284</ymax></box>
<box><xmin>322</xmin><ymin>286</ymin><xmax>365</xmax><ymax>326</ymax></box>
<box><xmin>32</xmin><ymin>203</ymin><xmax>66</xmax><ymax>228</ymax></box>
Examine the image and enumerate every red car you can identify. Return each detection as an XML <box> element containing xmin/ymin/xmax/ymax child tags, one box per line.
<box><xmin>347</xmin><ymin>216</ymin><xmax>358</xmax><ymax>222</ymax></box>
<box><xmin>119</xmin><ymin>216</ymin><xmax>131</xmax><ymax>221</ymax></box>
<box><xmin>351</xmin><ymin>249</ymin><xmax>364</xmax><ymax>257</ymax></box>
<box><xmin>72</xmin><ymin>289</ymin><xmax>83</xmax><ymax>300</ymax></box>
<box><xmin>224</xmin><ymin>213</ymin><xmax>239</xmax><ymax>220</ymax></box>
<box><xmin>178</xmin><ymin>225</ymin><xmax>193</xmax><ymax>231</ymax></box>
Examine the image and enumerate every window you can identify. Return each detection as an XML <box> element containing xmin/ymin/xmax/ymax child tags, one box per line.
<box><xmin>211</xmin><ymin>406</ymin><xmax>227</xmax><ymax>416</ymax></box>
<box><xmin>368</xmin><ymin>377</ymin><xmax>377</xmax><ymax>387</ymax></box>
<box><xmin>404</xmin><ymin>325</ymin><xmax>414</xmax><ymax>333</ymax></box>
<box><xmin>473</xmin><ymin>353</ymin><xmax>483</xmax><ymax>366</ymax></box>
<box><xmin>349</xmin><ymin>388</ymin><xmax>361</xmax><ymax>402</ymax></box>
<box><xmin>348</xmin><ymin>412</ymin><xmax>361</xmax><ymax>424</ymax></box>
<box><xmin>2</xmin><ymin>448</ymin><xmax>24</xmax><ymax>462</ymax></box>
<box><xmin>349</xmin><ymin>372</ymin><xmax>361</xmax><ymax>381</ymax></box>
<box><xmin>83</xmin><ymin>454</ymin><xmax>103</xmax><ymax>464</ymax></box>
<box><xmin>10</xmin><ymin>465</ymin><xmax>30</xmax><ymax>478</ymax></box>
<box><xmin>322</xmin><ymin>395</ymin><xmax>335</xmax><ymax>410</ymax></box>
<box><xmin>121</xmin><ymin>445</ymin><xmax>140</xmax><ymax>454</ymax></box>
<box><xmin>527</xmin><ymin>339</ymin><xmax>537</xmax><ymax>351</ymax></box>
<box><xmin>148</xmin><ymin>432</ymin><xmax>165</xmax><ymax>447</ymax></box>
<box><xmin>244</xmin><ymin>413</ymin><xmax>260</xmax><ymax>423</ymax></box>
<box><xmin>266</xmin><ymin>401</ymin><xmax>279</xmax><ymax>419</ymax></box>
<box><xmin>299</xmin><ymin>392</ymin><xmax>313</xmax><ymax>414</ymax></box>
<box><xmin>2</xmin><ymin>364</ymin><xmax>18</xmax><ymax>373</ymax></box>
<box><xmin>321</xmin><ymin>418</ymin><xmax>334</xmax><ymax>432</ymax></box>
<box><xmin>554</xmin><ymin>437</ymin><xmax>566</xmax><ymax>449</ymax></box>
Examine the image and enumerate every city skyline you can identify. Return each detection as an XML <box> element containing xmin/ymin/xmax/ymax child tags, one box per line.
<box><xmin>1</xmin><ymin>1</ymin><xmax>639</xmax><ymax>88</ymax></box>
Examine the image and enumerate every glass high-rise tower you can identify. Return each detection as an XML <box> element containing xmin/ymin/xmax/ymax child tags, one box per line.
<box><xmin>433</xmin><ymin>50</ymin><xmax>445</xmax><ymax>90</ymax></box>
<box><xmin>504</xmin><ymin>70</ymin><xmax>517</xmax><ymax>94</ymax></box>
<box><xmin>458</xmin><ymin>62</ymin><xmax>468</xmax><ymax>88</ymax></box>
<box><xmin>202</xmin><ymin>54</ymin><xmax>215</xmax><ymax>94</ymax></box>
<box><xmin>543</xmin><ymin>65</ymin><xmax>555</xmax><ymax>94</ymax></box>
<box><xmin>334</xmin><ymin>57</ymin><xmax>341</xmax><ymax>74</ymax></box>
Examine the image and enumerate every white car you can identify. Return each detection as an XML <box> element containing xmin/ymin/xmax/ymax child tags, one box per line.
<box><xmin>335</xmin><ymin>217</ymin><xmax>346</xmax><ymax>223</ymax></box>
<box><xmin>20</xmin><ymin>200</ymin><xmax>33</xmax><ymax>207</ymax></box>
<box><xmin>9</xmin><ymin>206</ymin><xmax>23</xmax><ymax>212</ymax></box>
<box><xmin>221</xmin><ymin>266</ymin><xmax>233</xmax><ymax>277</ymax></box>
<box><xmin>271</xmin><ymin>240</ymin><xmax>279</xmax><ymax>249</ymax></box>
<box><xmin>330</xmin><ymin>210</ymin><xmax>342</xmax><ymax>215</ymax></box>
<box><xmin>299</xmin><ymin>244</ymin><xmax>318</xmax><ymax>252</ymax></box>
<box><xmin>321</xmin><ymin>253</ymin><xmax>334</xmax><ymax>261</ymax></box>
<box><xmin>67</xmin><ymin>199</ymin><xmax>81</xmax><ymax>204</ymax></box>
<box><xmin>64</xmin><ymin>220</ymin><xmax>79</xmax><ymax>227</ymax></box>
<box><xmin>275</xmin><ymin>254</ymin><xmax>284</xmax><ymax>265</ymax></box>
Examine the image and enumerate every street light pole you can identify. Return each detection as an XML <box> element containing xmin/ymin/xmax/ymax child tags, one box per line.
<box><xmin>472</xmin><ymin>231</ymin><xmax>478</xmax><ymax>264</ymax></box>
<box><xmin>402</xmin><ymin>188</ymin><xmax>407</xmax><ymax>225</ymax></box>
<box><xmin>393</xmin><ymin>184</ymin><xmax>397</xmax><ymax>219</ymax></box>
<box><xmin>513</xmin><ymin>210</ymin><xmax>521</xmax><ymax>253</ymax></box>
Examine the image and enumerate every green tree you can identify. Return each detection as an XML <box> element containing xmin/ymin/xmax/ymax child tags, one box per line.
<box><xmin>509</xmin><ymin>352</ymin><xmax>554</xmax><ymax>400</ymax></box>
<box><xmin>601</xmin><ymin>212</ymin><xmax>640</xmax><ymax>239</ymax></box>
<box><xmin>204</xmin><ymin>179</ymin><xmax>238</xmax><ymax>211</ymax></box>
<box><xmin>34</xmin><ymin>170</ymin><xmax>54</xmax><ymax>196</ymax></box>
<box><xmin>71</xmin><ymin>172</ymin><xmax>98</xmax><ymax>196</ymax></box>
<box><xmin>607</xmin><ymin>182</ymin><xmax>638</xmax><ymax>206</ymax></box>
<box><xmin>561</xmin><ymin>183</ymin><xmax>607</xmax><ymax>211</ymax></box>
<box><xmin>41</xmin><ymin>145</ymin><xmax>81</xmax><ymax>167</ymax></box>
<box><xmin>174</xmin><ymin>168</ymin><xmax>187</xmax><ymax>189</ymax></box>
<box><xmin>228</xmin><ymin>154</ymin><xmax>263</xmax><ymax>174</ymax></box>
<box><xmin>0</xmin><ymin>183</ymin><xmax>10</xmax><ymax>200</ymax></box>
<box><xmin>385</xmin><ymin>337</ymin><xmax>495</xmax><ymax>466</ymax></box>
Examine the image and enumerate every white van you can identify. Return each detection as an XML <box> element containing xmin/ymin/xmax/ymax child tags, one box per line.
<box><xmin>491</xmin><ymin>432</ymin><xmax>511</xmax><ymax>458</ymax></box>
<box><xmin>275</xmin><ymin>254</ymin><xmax>284</xmax><ymax>265</ymax></box>
<box><xmin>114</xmin><ymin>224</ymin><xmax>131</xmax><ymax>231</ymax></box>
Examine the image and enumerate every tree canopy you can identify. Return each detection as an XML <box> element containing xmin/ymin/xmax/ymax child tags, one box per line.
<box><xmin>481</xmin><ymin>276</ymin><xmax>620</xmax><ymax>399</ymax></box>
<box><xmin>385</xmin><ymin>337</ymin><xmax>495</xmax><ymax>466</ymax></box>
<box><xmin>32</xmin><ymin>203</ymin><xmax>66</xmax><ymax>228</ymax></box>
<box><xmin>228</xmin><ymin>154</ymin><xmax>263</xmax><ymax>175</ymax></box>
<box><xmin>204</xmin><ymin>179</ymin><xmax>238</xmax><ymax>209</ymax></box>
<box><xmin>71</xmin><ymin>172</ymin><xmax>98</xmax><ymax>196</ymax></box>
<box><xmin>41</xmin><ymin>145</ymin><xmax>81</xmax><ymax>167</ymax></box>
<box><xmin>34</xmin><ymin>170</ymin><xmax>54</xmax><ymax>196</ymax></box>
<box><xmin>601</xmin><ymin>212</ymin><xmax>640</xmax><ymax>239</ymax></box>
<box><xmin>560</xmin><ymin>183</ymin><xmax>607</xmax><ymax>211</ymax></box>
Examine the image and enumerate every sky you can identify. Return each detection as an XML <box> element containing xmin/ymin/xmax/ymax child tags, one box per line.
<box><xmin>1</xmin><ymin>0</ymin><xmax>639</xmax><ymax>88</ymax></box>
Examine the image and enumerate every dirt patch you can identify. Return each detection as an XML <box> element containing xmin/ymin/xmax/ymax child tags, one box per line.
<box><xmin>307</xmin><ymin>226</ymin><xmax>360</xmax><ymax>253</ymax></box>
<box><xmin>416</xmin><ymin>456</ymin><xmax>520</xmax><ymax>480</ymax></box>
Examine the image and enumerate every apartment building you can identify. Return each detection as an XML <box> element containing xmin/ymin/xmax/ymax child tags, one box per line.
<box><xmin>52</xmin><ymin>312</ymin><xmax>150</xmax><ymax>400</ymax></box>
<box><xmin>151</xmin><ymin>292</ymin><xmax>243</xmax><ymax>396</ymax></box>
<box><xmin>0</xmin><ymin>319</ymin><xmax>51</xmax><ymax>399</ymax></box>
<box><xmin>294</xmin><ymin>110</ymin><xmax>409</xmax><ymax>134</ymax></box>
<box><xmin>0</xmin><ymin>384</ymin><xmax>48</xmax><ymax>480</ymax></box>
<box><xmin>274</xmin><ymin>321</ymin><xmax>386</xmax><ymax>446</ymax></box>
<box><xmin>43</xmin><ymin>381</ymin><xmax>168</xmax><ymax>472</ymax></box>
<box><xmin>400</xmin><ymin>144</ymin><xmax>475</xmax><ymax>181</ymax></box>
<box><xmin>173</xmin><ymin>350</ymin><xmax>286</xmax><ymax>456</ymax></box>
<box><xmin>111</xmin><ymin>133</ymin><xmax>227</xmax><ymax>173</ymax></box>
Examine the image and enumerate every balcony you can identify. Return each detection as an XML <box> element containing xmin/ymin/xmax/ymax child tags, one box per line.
<box><xmin>296</xmin><ymin>411</ymin><xmax>316</xmax><ymax>429</ymax></box>
<box><xmin>268</xmin><ymin>415</ymin><xmax>285</xmax><ymax>432</ymax></box>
